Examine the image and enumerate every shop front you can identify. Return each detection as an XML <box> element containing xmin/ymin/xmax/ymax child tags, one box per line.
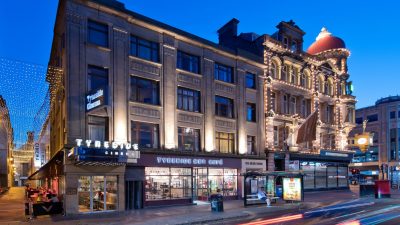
<box><xmin>289</xmin><ymin>150</ymin><xmax>353</xmax><ymax>191</ymax></box>
<box><xmin>129</xmin><ymin>153</ymin><xmax>242</xmax><ymax>207</ymax></box>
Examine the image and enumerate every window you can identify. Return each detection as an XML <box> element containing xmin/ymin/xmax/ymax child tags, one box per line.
<box><xmin>390</xmin><ymin>128</ymin><xmax>396</xmax><ymax>160</ymax></box>
<box><xmin>245</xmin><ymin>72</ymin><xmax>256</xmax><ymax>89</ymax></box>
<box><xmin>281</xmin><ymin>65</ymin><xmax>288</xmax><ymax>81</ymax></box>
<box><xmin>291</xmin><ymin>40</ymin><xmax>297</xmax><ymax>52</ymax></box>
<box><xmin>346</xmin><ymin>107</ymin><xmax>354</xmax><ymax>123</ymax></box>
<box><xmin>301</xmin><ymin>99</ymin><xmax>307</xmax><ymax>118</ymax></box>
<box><xmin>208</xmin><ymin>168</ymin><xmax>237</xmax><ymax>197</ymax></box>
<box><xmin>355</xmin><ymin>117</ymin><xmax>363</xmax><ymax>125</ymax></box>
<box><xmin>130</xmin><ymin>35</ymin><xmax>159</xmax><ymax>62</ymax></box>
<box><xmin>327</xmin><ymin>79</ymin><xmax>333</xmax><ymax>96</ymax></box>
<box><xmin>271</xmin><ymin>62</ymin><xmax>277</xmax><ymax>78</ymax></box>
<box><xmin>291</xmin><ymin>68</ymin><xmax>297</xmax><ymax>84</ymax></box>
<box><xmin>88</xmin><ymin>116</ymin><xmax>108</xmax><ymax>141</ymax></box>
<box><xmin>247</xmin><ymin>136</ymin><xmax>256</xmax><ymax>155</ymax></box>
<box><xmin>318</xmin><ymin>76</ymin><xmax>324</xmax><ymax>93</ymax></box>
<box><xmin>88</xmin><ymin>65</ymin><xmax>108</xmax><ymax>91</ymax></box>
<box><xmin>178</xmin><ymin>127</ymin><xmax>200</xmax><ymax>152</ymax></box>
<box><xmin>391</xmin><ymin>111</ymin><xmax>396</xmax><ymax>119</ymax></box>
<box><xmin>273</xmin><ymin>126</ymin><xmax>279</xmax><ymax>146</ymax></box>
<box><xmin>289</xmin><ymin>96</ymin><xmax>296</xmax><ymax>115</ymax></box>
<box><xmin>271</xmin><ymin>92</ymin><xmax>276</xmax><ymax>112</ymax></box>
<box><xmin>214</xmin><ymin>63</ymin><xmax>233</xmax><ymax>83</ymax></box>
<box><xmin>145</xmin><ymin>167</ymin><xmax>192</xmax><ymax>201</ymax></box>
<box><xmin>246</xmin><ymin>103</ymin><xmax>256</xmax><ymax>122</ymax></box>
<box><xmin>215</xmin><ymin>132</ymin><xmax>235</xmax><ymax>154</ymax></box>
<box><xmin>177</xmin><ymin>87</ymin><xmax>200</xmax><ymax>112</ymax></box>
<box><xmin>177</xmin><ymin>51</ymin><xmax>200</xmax><ymax>74</ymax></box>
<box><xmin>326</xmin><ymin>105</ymin><xmax>334</xmax><ymax>124</ymax></box>
<box><xmin>283</xmin><ymin>95</ymin><xmax>289</xmax><ymax>114</ymax></box>
<box><xmin>300</xmin><ymin>72</ymin><xmax>306</xmax><ymax>87</ymax></box>
<box><xmin>78</xmin><ymin>176</ymin><xmax>118</xmax><ymax>213</ymax></box>
<box><xmin>283</xmin><ymin>36</ymin><xmax>288</xmax><ymax>48</ymax></box>
<box><xmin>367</xmin><ymin>114</ymin><xmax>378</xmax><ymax>122</ymax></box>
<box><xmin>131</xmin><ymin>121</ymin><xmax>159</xmax><ymax>149</ymax></box>
<box><xmin>130</xmin><ymin>76</ymin><xmax>159</xmax><ymax>105</ymax></box>
<box><xmin>88</xmin><ymin>20</ymin><xmax>108</xmax><ymax>47</ymax></box>
<box><xmin>215</xmin><ymin>96</ymin><xmax>234</xmax><ymax>118</ymax></box>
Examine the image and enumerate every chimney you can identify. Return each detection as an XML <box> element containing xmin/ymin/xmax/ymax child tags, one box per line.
<box><xmin>217</xmin><ymin>18</ymin><xmax>239</xmax><ymax>44</ymax></box>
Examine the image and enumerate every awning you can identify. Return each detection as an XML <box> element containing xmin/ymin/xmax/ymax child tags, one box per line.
<box><xmin>28</xmin><ymin>150</ymin><xmax>64</xmax><ymax>180</ymax></box>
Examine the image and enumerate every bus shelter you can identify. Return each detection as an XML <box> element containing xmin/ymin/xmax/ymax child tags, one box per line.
<box><xmin>241</xmin><ymin>171</ymin><xmax>304</xmax><ymax>206</ymax></box>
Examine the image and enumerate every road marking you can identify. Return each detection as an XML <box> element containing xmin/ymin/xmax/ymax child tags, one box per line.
<box><xmin>304</xmin><ymin>202</ymin><xmax>375</xmax><ymax>214</ymax></box>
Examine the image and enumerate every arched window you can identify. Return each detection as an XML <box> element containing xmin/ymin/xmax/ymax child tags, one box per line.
<box><xmin>271</xmin><ymin>62</ymin><xmax>277</xmax><ymax>78</ymax></box>
<box><xmin>281</xmin><ymin>65</ymin><xmax>288</xmax><ymax>81</ymax></box>
<box><xmin>327</xmin><ymin>78</ymin><xmax>334</xmax><ymax>96</ymax></box>
<box><xmin>318</xmin><ymin>76</ymin><xmax>324</xmax><ymax>93</ymax></box>
<box><xmin>304</xmin><ymin>71</ymin><xmax>311</xmax><ymax>89</ymax></box>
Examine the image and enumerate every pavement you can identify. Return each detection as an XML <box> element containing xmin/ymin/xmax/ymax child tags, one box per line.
<box><xmin>0</xmin><ymin>186</ymin><xmax>383</xmax><ymax>225</ymax></box>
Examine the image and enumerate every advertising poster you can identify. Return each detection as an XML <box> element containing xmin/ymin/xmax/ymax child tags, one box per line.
<box><xmin>283</xmin><ymin>177</ymin><xmax>302</xmax><ymax>201</ymax></box>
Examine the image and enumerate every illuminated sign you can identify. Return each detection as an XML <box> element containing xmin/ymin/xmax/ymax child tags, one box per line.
<box><xmin>156</xmin><ymin>157</ymin><xmax>223</xmax><ymax>166</ymax></box>
<box><xmin>283</xmin><ymin>177</ymin><xmax>302</xmax><ymax>201</ymax></box>
<box><xmin>34</xmin><ymin>143</ymin><xmax>40</xmax><ymax>167</ymax></box>
<box><xmin>86</xmin><ymin>88</ymin><xmax>106</xmax><ymax>111</ymax></box>
<box><xmin>72</xmin><ymin>139</ymin><xmax>140</xmax><ymax>163</ymax></box>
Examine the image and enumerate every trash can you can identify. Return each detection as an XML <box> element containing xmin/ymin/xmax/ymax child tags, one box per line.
<box><xmin>276</xmin><ymin>185</ymin><xmax>283</xmax><ymax>198</ymax></box>
<box><xmin>209</xmin><ymin>194</ymin><xmax>224</xmax><ymax>212</ymax></box>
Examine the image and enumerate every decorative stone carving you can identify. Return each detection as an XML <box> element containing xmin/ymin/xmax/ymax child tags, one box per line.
<box><xmin>216</xmin><ymin>119</ymin><xmax>235</xmax><ymax>129</ymax></box>
<box><xmin>215</xmin><ymin>82</ymin><xmax>234</xmax><ymax>94</ymax></box>
<box><xmin>177</xmin><ymin>74</ymin><xmax>201</xmax><ymax>86</ymax></box>
<box><xmin>129</xmin><ymin>60</ymin><xmax>160</xmax><ymax>76</ymax></box>
<box><xmin>131</xmin><ymin>106</ymin><xmax>160</xmax><ymax>118</ymax></box>
<box><xmin>178</xmin><ymin>113</ymin><xmax>202</xmax><ymax>125</ymax></box>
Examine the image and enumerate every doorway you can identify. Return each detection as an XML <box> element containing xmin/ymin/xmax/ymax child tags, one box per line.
<box><xmin>125</xmin><ymin>180</ymin><xmax>143</xmax><ymax>210</ymax></box>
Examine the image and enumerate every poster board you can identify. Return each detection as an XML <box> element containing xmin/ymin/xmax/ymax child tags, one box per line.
<box><xmin>283</xmin><ymin>177</ymin><xmax>302</xmax><ymax>201</ymax></box>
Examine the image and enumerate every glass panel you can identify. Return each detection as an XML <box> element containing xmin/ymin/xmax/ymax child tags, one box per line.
<box><xmin>145</xmin><ymin>167</ymin><xmax>170</xmax><ymax>200</ymax></box>
<box><xmin>105</xmin><ymin>176</ymin><xmax>118</xmax><ymax>210</ymax></box>
<box><xmin>170</xmin><ymin>168</ymin><xmax>192</xmax><ymax>199</ymax></box>
<box><xmin>315</xmin><ymin>163</ymin><xmax>327</xmax><ymax>188</ymax></box>
<box><xmin>338</xmin><ymin>167</ymin><xmax>348</xmax><ymax>187</ymax></box>
<box><xmin>78</xmin><ymin>176</ymin><xmax>91</xmax><ymax>213</ymax></box>
<box><xmin>223</xmin><ymin>169</ymin><xmax>237</xmax><ymax>196</ymax></box>
<box><xmin>92</xmin><ymin>176</ymin><xmax>105</xmax><ymax>211</ymax></box>
<box><xmin>194</xmin><ymin>167</ymin><xmax>208</xmax><ymax>200</ymax></box>
<box><xmin>327</xmin><ymin>166</ymin><xmax>338</xmax><ymax>188</ymax></box>
<box><xmin>302</xmin><ymin>163</ymin><xmax>315</xmax><ymax>189</ymax></box>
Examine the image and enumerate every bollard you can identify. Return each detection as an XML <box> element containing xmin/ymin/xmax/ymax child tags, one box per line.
<box><xmin>266</xmin><ymin>198</ymin><xmax>271</xmax><ymax>207</ymax></box>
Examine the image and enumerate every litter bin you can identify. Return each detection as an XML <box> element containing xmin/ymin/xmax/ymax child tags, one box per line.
<box><xmin>276</xmin><ymin>185</ymin><xmax>283</xmax><ymax>198</ymax></box>
<box><xmin>209</xmin><ymin>194</ymin><xmax>223</xmax><ymax>212</ymax></box>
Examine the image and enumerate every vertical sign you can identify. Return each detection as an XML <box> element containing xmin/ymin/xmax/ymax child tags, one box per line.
<box><xmin>34</xmin><ymin>143</ymin><xmax>40</xmax><ymax>167</ymax></box>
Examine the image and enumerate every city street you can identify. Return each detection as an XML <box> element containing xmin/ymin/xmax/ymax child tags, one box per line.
<box><xmin>0</xmin><ymin>187</ymin><xmax>26</xmax><ymax>224</ymax></box>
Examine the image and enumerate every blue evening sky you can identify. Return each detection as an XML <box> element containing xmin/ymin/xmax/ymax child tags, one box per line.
<box><xmin>0</xmin><ymin>0</ymin><xmax>399</xmax><ymax>144</ymax></box>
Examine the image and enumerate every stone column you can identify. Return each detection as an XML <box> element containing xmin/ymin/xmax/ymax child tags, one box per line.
<box><xmin>203</xmin><ymin>57</ymin><xmax>215</xmax><ymax>152</ymax></box>
<box><xmin>112</xmin><ymin>27</ymin><xmax>128</xmax><ymax>143</ymax></box>
<box><xmin>258</xmin><ymin>75</ymin><xmax>266</xmax><ymax>156</ymax></box>
<box><xmin>237</xmin><ymin>68</ymin><xmax>247</xmax><ymax>155</ymax></box>
<box><xmin>162</xmin><ymin>34</ymin><xmax>177</xmax><ymax>150</ymax></box>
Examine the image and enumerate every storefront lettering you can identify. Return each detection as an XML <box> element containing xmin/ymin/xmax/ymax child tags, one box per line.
<box><xmin>75</xmin><ymin>139</ymin><xmax>138</xmax><ymax>151</ymax></box>
<box><xmin>156</xmin><ymin>157</ymin><xmax>223</xmax><ymax>166</ymax></box>
<box><xmin>86</xmin><ymin>89</ymin><xmax>104</xmax><ymax>111</ymax></box>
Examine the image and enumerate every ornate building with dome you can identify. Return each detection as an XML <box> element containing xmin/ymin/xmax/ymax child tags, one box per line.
<box><xmin>263</xmin><ymin>21</ymin><xmax>356</xmax><ymax>190</ymax></box>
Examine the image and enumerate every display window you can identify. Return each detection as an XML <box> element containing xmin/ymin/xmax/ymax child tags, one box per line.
<box><xmin>78</xmin><ymin>176</ymin><xmax>118</xmax><ymax>213</ymax></box>
<box><xmin>145</xmin><ymin>167</ymin><xmax>192</xmax><ymax>201</ymax></box>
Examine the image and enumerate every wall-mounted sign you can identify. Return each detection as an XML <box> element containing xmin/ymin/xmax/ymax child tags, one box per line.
<box><xmin>86</xmin><ymin>88</ymin><xmax>106</xmax><ymax>111</ymax></box>
<box><xmin>283</xmin><ymin>177</ymin><xmax>302</xmax><ymax>201</ymax></box>
<box><xmin>34</xmin><ymin>143</ymin><xmax>40</xmax><ymax>167</ymax></box>
<box><xmin>320</xmin><ymin>150</ymin><xmax>351</xmax><ymax>159</ymax></box>
<box><xmin>71</xmin><ymin>139</ymin><xmax>140</xmax><ymax>164</ymax></box>
<box><xmin>156</xmin><ymin>156</ymin><xmax>223</xmax><ymax>166</ymax></box>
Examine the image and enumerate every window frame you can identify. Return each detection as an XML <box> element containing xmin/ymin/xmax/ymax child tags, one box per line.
<box><xmin>245</xmin><ymin>72</ymin><xmax>256</xmax><ymax>89</ymax></box>
<box><xmin>177</xmin><ymin>87</ymin><xmax>201</xmax><ymax>113</ymax></box>
<box><xmin>215</xmin><ymin>132</ymin><xmax>235</xmax><ymax>154</ymax></box>
<box><xmin>246</xmin><ymin>103</ymin><xmax>256</xmax><ymax>122</ymax></box>
<box><xmin>177</xmin><ymin>50</ymin><xmax>200</xmax><ymax>74</ymax></box>
<box><xmin>87</xmin><ymin>19</ymin><xmax>109</xmax><ymax>47</ymax></box>
<box><xmin>215</xmin><ymin>95</ymin><xmax>234</xmax><ymax>118</ymax></box>
<box><xmin>178</xmin><ymin>127</ymin><xmax>201</xmax><ymax>152</ymax></box>
<box><xmin>130</xmin><ymin>35</ymin><xmax>160</xmax><ymax>62</ymax></box>
<box><xmin>130</xmin><ymin>76</ymin><xmax>160</xmax><ymax>105</ymax></box>
<box><xmin>131</xmin><ymin>121</ymin><xmax>159</xmax><ymax>149</ymax></box>
<box><xmin>214</xmin><ymin>63</ymin><xmax>234</xmax><ymax>83</ymax></box>
<box><xmin>88</xmin><ymin>65</ymin><xmax>108</xmax><ymax>92</ymax></box>
<box><xmin>88</xmin><ymin>115</ymin><xmax>109</xmax><ymax>141</ymax></box>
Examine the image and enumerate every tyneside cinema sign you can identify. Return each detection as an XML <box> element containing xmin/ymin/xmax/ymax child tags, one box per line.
<box><xmin>70</xmin><ymin>139</ymin><xmax>140</xmax><ymax>164</ymax></box>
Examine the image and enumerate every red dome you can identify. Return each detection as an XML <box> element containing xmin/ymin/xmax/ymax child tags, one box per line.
<box><xmin>307</xmin><ymin>28</ymin><xmax>346</xmax><ymax>55</ymax></box>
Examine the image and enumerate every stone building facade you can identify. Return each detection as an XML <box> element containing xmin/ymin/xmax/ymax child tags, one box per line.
<box><xmin>32</xmin><ymin>0</ymin><xmax>356</xmax><ymax>215</ymax></box>
<box><xmin>349</xmin><ymin>96</ymin><xmax>400</xmax><ymax>183</ymax></box>
<box><xmin>0</xmin><ymin>96</ymin><xmax>14</xmax><ymax>188</ymax></box>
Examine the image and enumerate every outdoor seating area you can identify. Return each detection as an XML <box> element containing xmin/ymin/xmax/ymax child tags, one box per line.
<box><xmin>25</xmin><ymin>186</ymin><xmax>63</xmax><ymax>217</ymax></box>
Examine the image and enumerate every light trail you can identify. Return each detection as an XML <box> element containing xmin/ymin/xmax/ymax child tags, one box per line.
<box><xmin>240</xmin><ymin>214</ymin><xmax>303</xmax><ymax>225</ymax></box>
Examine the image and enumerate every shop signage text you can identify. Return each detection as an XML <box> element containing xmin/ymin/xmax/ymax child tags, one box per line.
<box><xmin>156</xmin><ymin>157</ymin><xmax>223</xmax><ymax>166</ymax></box>
<box><xmin>86</xmin><ymin>88</ymin><xmax>106</xmax><ymax>111</ymax></box>
<box><xmin>34</xmin><ymin>143</ymin><xmax>40</xmax><ymax>167</ymax></box>
<box><xmin>75</xmin><ymin>139</ymin><xmax>138</xmax><ymax>150</ymax></box>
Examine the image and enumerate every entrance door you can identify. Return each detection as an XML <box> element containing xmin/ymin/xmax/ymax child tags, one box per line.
<box><xmin>125</xmin><ymin>180</ymin><xmax>143</xmax><ymax>210</ymax></box>
<box><xmin>193</xmin><ymin>167</ymin><xmax>208</xmax><ymax>201</ymax></box>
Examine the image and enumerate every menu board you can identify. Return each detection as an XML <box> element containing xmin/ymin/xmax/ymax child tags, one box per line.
<box><xmin>283</xmin><ymin>178</ymin><xmax>302</xmax><ymax>201</ymax></box>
